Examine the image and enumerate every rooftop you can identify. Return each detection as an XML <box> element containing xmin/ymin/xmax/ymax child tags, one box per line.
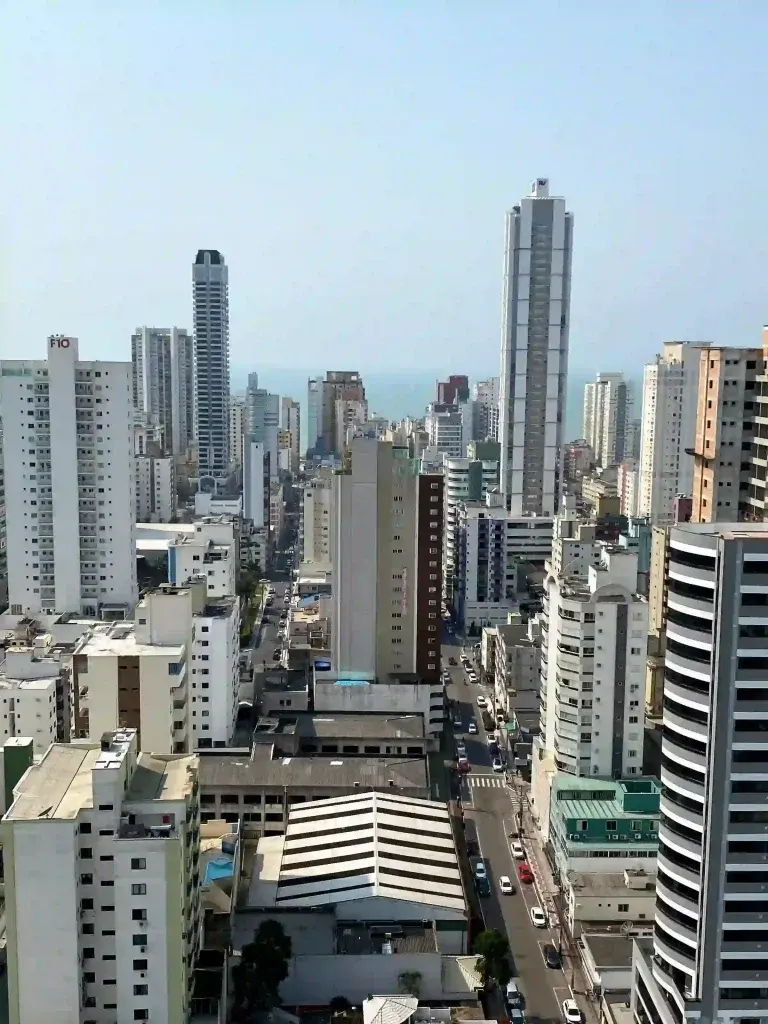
<box><xmin>254</xmin><ymin>713</ymin><xmax>424</xmax><ymax>741</ymax></box>
<box><xmin>74</xmin><ymin>622</ymin><xmax>185</xmax><ymax>660</ymax></box>
<box><xmin>568</xmin><ymin>871</ymin><xmax>656</xmax><ymax>897</ymax></box>
<box><xmin>552</xmin><ymin>776</ymin><xmax>660</xmax><ymax>822</ymax></box>
<box><xmin>198</xmin><ymin>747</ymin><xmax>427</xmax><ymax>791</ymax></box>
<box><xmin>583</xmin><ymin>933</ymin><xmax>636</xmax><ymax>970</ymax></box>
<box><xmin>252</xmin><ymin>792</ymin><xmax>465</xmax><ymax>914</ymax></box>
<box><xmin>4</xmin><ymin>734</ymin><xmax>196</xmax><ymax>821</ymax></box>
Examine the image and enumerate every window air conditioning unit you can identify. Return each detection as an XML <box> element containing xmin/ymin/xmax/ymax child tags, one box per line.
<box><xmin>634</xmin><ymin>832</ymin><xmax>643</xmax><ymax>840</ymax></box>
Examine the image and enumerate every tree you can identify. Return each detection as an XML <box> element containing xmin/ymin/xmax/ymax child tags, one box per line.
<box><xmin>397</xmin><ymin>971</ymin><xmax>422</xmax><ymax>997</ymax></box>
<box><xmin>474</xmin><ymin>928</ymin><xmax>511</xmax><ymax>989</ymax></box>
<box><xmin>232</xmin><ymin>919</ymin><xmax>292</xmax><ymax>1013</ymax></box>
<box><xmin>330</xmin><ymin>996</ymin><xmax>352</xmax><ymax>1014</ymax></box>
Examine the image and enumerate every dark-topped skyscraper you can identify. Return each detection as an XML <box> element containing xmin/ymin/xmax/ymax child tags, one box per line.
<box><xmin>193</xmin><ymin>249</ymin><xmax>230</xmax><ymax>484</ymax></box>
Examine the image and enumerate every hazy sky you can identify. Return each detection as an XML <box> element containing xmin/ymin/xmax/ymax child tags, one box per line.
<box><xmin>3</xmin><ymin>1</ymin><xmax>767</xmax><ymax>375</ymax></box>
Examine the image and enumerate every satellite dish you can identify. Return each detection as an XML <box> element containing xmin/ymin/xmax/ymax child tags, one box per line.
<box><xmin>621</xmin><ymin>921</ymin><xmax>633</xmax><ymax>937</ymax></box>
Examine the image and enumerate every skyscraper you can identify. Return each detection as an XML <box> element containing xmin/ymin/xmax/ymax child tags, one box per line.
<box><xmin>282</xmin><ymin>397</ymin><xmax>301</xmax><ymax>473</ymax></box>
<box><xmin>246</xmin><ymin>373</ymin><xmax>280</xmax><ymax>481</ymax></box>
<box><xmin>0</xmin><ymin>337</ymin><xmax>137</xmax><ymax>618</ymax></box>
<box><xmin>498</xmin><ymin>179</ymin><xmax>573</xmax><ymax>516</ymax></box>
<box><xmin>192</xmin><ymin>249</ymin><xmax>230</xmax><ymax>483</ymax></box>
<box><xmin>637</xmin><ymin>342</ymin><xmax>712</xmax><ymax>525</ymax></box>
<box><xmin>632</xmin><ymin>521</ymin><xmax>768</xmax><ymax>1024</ymax></box>
<box><xmin>131</xmin><ymin>326</ymin><xmax>194</xmax><ymax>455</ymax></box>
<box><xmin>582</xmin><ymin>372</ymin><xmax>632</xmax><ymax>468</ymax></box>
<box><xmin>319</xmin><ymin>371</ymin><xmax>366</xmax><ymax>455</ymax></box>
<box><xmin>307</xmin><ymin>378</ymin><xmax>321</xmax><ymax>454</ymax></box>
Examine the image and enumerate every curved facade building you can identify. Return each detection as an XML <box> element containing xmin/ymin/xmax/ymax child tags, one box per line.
<box><xmin>633</xmin><ymin>522</ymin><xmax>768</xmax><ymax>1024</ymax></box>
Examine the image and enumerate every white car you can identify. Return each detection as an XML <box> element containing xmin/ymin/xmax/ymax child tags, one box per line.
<box><xmin>563</xmin><ymin>1000</ymin><xmax>581</xmax><ymax>1024</ymax></box>
<box><xmin>492</xmin><ymin>757</ymin><xmax>504</xmax><ymax>773</ymax></box>
<box><xmin>468</xmin><ymin>721</ymin><xmax>478</xmax><ymax>734</ymax></box>
<box><xmin>499</xmin><ymin>875</ymin><xmax>514</xmax><ymax>894</ymax></box>
<box><xmin>476</xmin><ymin>695</ymin><xmax>487</xmax><ymax>708</ymax></box>
<box><xmin>530</xmin><ymin>905</ymin><xmax>547</xmax><ymax>928</ymax></box>
<box><xmin>510</xmin><ymin>841</ymin><xmax>525</xmax><ymax>859</ymax></box>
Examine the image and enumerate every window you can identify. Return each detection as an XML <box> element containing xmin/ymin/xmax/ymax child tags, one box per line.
<box><xmin>132</xmin><ymin>934</ymin><xmax>147</xmax><ymax>946</ymax></box>
<box><xmin>630</xmin><ymin>820</ymin><xmax>643</xmax><ymax>831</ymax></box>
<box><xmin>131</xmin><ymin>858</ymin><xmax>146</xmax><ymax>870</ymax></box>
<box><xmin>83</xmin><ymin>947</ymin><xmax>95</xmax><ymax>959</ymax></box>
<box><xmin>81</xmin><ymin>898</ymin><xmax>94</xmax><ymax>910</ymax></box>
<box><xmin>132</xmin><ymin>909</ymin><xmax>147</xmax><ymax>921</ymax></box>
<box><xmin>81</xmin><ymin>873</ymin><xmax>93</xmax><ymax>885</ymax></box>
<box><xmin>618</xmin><ymin>903</ymin><xmax>629</xmax><ymax>912</ymax></box>
<box><xmin>605</xmin><ymin>820</ymin><xmax>617</xmax><ymax>831</ymax></box>
<box><xmin>79</xmin><ymin>822</ymin><xmax>92</xmax><ymax>834</ymax></box>
<box><xmin>80</xmin><ymin>848</ymin><xmax>93</xmax><ymax>859</ymax></box>
<box><xmin>133</xmin><ymin>959</ymin><xmax>148</xmax><ymax>970</ymax></box>
<box><xmin>131</xmin><ymin>883</ymin><xmax>147</xmax><ymax>895</ymax></box>
<box><xmin>98</xmin><ymin>803</ymin><xmax>113</xmax><ymax>811</ymax></box>
<box><xmin>134</xmin><ymin>985</ymin><xmax>149</xmax><ymax>996</ymax></box>
<box><xmin>134</xmin><ymin>1012</ymin><xmax>149</xmax><ymax>1021</ymax></box>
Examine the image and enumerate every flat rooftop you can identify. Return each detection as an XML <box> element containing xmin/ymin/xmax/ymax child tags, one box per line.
<box><xmin>569</xmin><ymin>871</ymin><xmax>656</xmax><ymax>897</ymax></box>
<box><xmin>254</xmin><ymin>713</ymin><xmax>424</xmax><ymax>741</ymax></box>
<box><xmin>74</xmin><ymin>622</ymin><xmax>185</xmax><ymax>659</ymax></box>
<box><xmin>198</xmin><ymin>746</ymin><xmax>427</xmax><ymax>791</ymax></box>
<box><xmin>583</xmin><ymin>933</ymin><xmax>636</xmax><ymax>970</ymax></box>
<box><xmin>4</xmin><ymin>738</ymin><xmax>195</xmax><ymax>821</ymax></box>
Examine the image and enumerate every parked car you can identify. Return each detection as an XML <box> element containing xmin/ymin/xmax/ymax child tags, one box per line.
<box><xmin>449</xmin><ymin>657</ymin><xmax>457</xmax><ymax>666</ymax></box>
<box><xmin>530</xmin><ymin>905</ymin><xmax>547</xmax><ymax>928</ymax></box>
<box><xmin>476</xmin><ymin>695</ymin><xmax>487</xmax><ymax>708</ymax></box>
<box><xmin>475</xmin><ymin>875</ymin><xmax>491</xmax><ymax>898</ymax></box>
<box><xmin>474</xmin><ymin>859</ymin><xmax>487</xmax><ymax>880</ymax></box>
<box><xmin>544</xmin><ymin>945</ymin><xmax>562</xmax><ymax>969</ymax></box>
<box><xmin>510</xmin><ymin>840</ymin><xmax>526</xmax><ymax>859</ymax></box>
<box><xmin>453</xmin><ymin>716</ymin><xmax>462</xmax><ymax>729</ymax></box>
<box><xmin>458</xmin><ymin>756</ymin><xmax>470</xmax><ymax>773</ymax></box>
<box><xmin>517</xmin><ymin>863</ymin><xmax>534</xmax><ymax>884</ymax></box>
<box><xmin>466</xmin><ymin>838</ymin><xmax>479</xmax><ymax>857</ymax></box>
<box><xmin>468</xmin><ymin>721</ymin><xmax>478</xmax><ymax>734</ymax></box>
<box><xmin>271</xmin><ymin>649</ymin><xmax>281</xmax><ymax>659</ymax></box>
<box><xmin>499</xmin><ymin>875</ymin><xmax>515</xmax><ymax>894</ymax></box>
<box><xmin>492</xmin><ymin>757</ymin><xmax>504</xmax><ymax>773</ymax></box>
<box><xmin>505</xmin><ymin>981</ymin><xmax>522</xmax><ymax>1008</ymax></box>
<box><xmin>509</xmin><ymin>1010</ymin><xmax>525</xmax><ymax>1024</ymax></box>
<box><xmin>456</xmin><ymin>743</ymin><xmax>467</xmax><ymax>758</ymax></box>
<box><xmin>562</xmin><ymin>999</ymin><xmax>581</xmax><ymax>1024</ymax></box>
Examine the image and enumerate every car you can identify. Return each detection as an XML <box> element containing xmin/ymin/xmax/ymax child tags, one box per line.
<box><xmin>271</xmin><ymin>649</ymin><xmax>281</xmax><ymax>659</ymax></box>
<box><xmin>475</xmin><ymin>876</ymin><xmax>491</xmax><ymax>898</ymax></box>
<box><xmin>509</xmin><ymin>1010</ymin><xmax>525</xmax><ymax>1024</ymax></box>
<box><xmin>544</xmin><ymin>944</ymin><xmax>562</xmax><ymax>969</ymax></box>
<box><xmin>476</xmin><ymin>695</ymin><xmax>487</xmax><ymax>708</ymax></box>
<box><xmin>468</xmin><ymin>721</ymin><xmax>478</xmax><ymax>734</ymax></box>
<box><xmin>458</xmin><ymin>756</ymin><xmax>470</xmax><ymax>773</ymax></box>
<box><xmin>499</xmin><ymin>875</ymin><xmax>515</xmax><ymax>894</ymax></box>
<box><xmin>456</xmin><ymin>744</ymin><xmax>467</xmax><ymax>758</ymax></box>
<box><xmin>517</xmin><ymin>863</ymin><xmax>534</xmax><ymax>883</ymax></box>
<box><xmin>562</xmin><ymin>999</ymin><xmax>581</xmax><ymax>1024</ymax></box>
<box><xmin>492</xmin><ymin>757</ymin><xmax>504</xmax><ymax>773</ymax></box>
<box><xmin>466</xmin><ymin>838</ymin><xmax>479</xmax><ymax>857</ymax></box>
<box><xmin>505</xmin><ymin>981</ymin><xmax>522</xmax><ymax>1008</ymax></box>
<box><xmin>280</xmin><ymin>611</ymin><xmax>288</xmax><ymax>620</ymax></box>
<box><xmin>449</xmin><ymin>657</ymin><xmax>457</xmax><ymax>666</ymax></box>
<box><xmin>530</xmin><ymin>905</ymin><xmax>547</xmax><ymax>928</ymax></box>
<box><xmin>511</xmin><ymin>841</ymin><xmax>526</xmax><ymax>859</ymax></box>
<box><xmin>453</xmin><ymin>716</ymin><xmax>462</xmax><ymax>729</ymax></box>
<box><xmin>473</xmin><ymin>859</ymin><xmax>487</xmax><ymax>880</ymax></box>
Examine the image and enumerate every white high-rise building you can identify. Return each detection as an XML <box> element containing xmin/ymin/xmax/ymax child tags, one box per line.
<box><xmin>193</xmin><ymin>250</ymin><xmax>230</xmax><ymax>483</ymax></box>
<box><xmin>134</xmin><ymin>454</ymin><xmax>175</xmax><ymax>523</ymax></box>
<box><xmin>307</xmin><ymin>378</ymin><xmax>321</xmax><ymax>454</ymax></box>
<box><xmin>0</xmin><ymin>337</ymin><xmax>137</xmax><ymax>619</ymax></box>
<box><xmin>130</xmin><ymin>326</ymin><xmax>194</xmax><ymax>455</ymax></box>
<box><xmin>632</xmin><ymin>521</ymin><xmax>768</xmax><ymax>1024</ymax></box>
<box><xmin>499</xmin><ymin>178</ymin><xmax>573</xmax><ymax>516</ymax></box>
<box><xmin>425</xmin><ymin>403</ymin><xmax>470</xmax><ymax>458</ymax></box>
<box><xmin>228</xmin><ymin>396</ymin><xmax>246</xmax><ymax>470</ymax></box>
<box><xmin>282</xmin><ymin>397</ymin><xmax>301</xmax><ymax>473</ymax></box>
<box><xmin>472</xmin><ymin>377</ymin><xmax>499</xmax><ymax>441</ymax></box>
<box><xmin>243</xmin><ymin>440</ymin><xmax>268</xmax><ymax>528</ymax></box>
<box><xmin>1</xmin><ymin>728</ymin><xmax>201</xmax><ymax>1024</ymax></box>
<box><xmin>538</xmin><ymin>544</ymin><xmax>647</xmax><ymax>778</ymax></box>
<box><xmin>303</xmin><ymin>469</ymin><xmax>333</xmax><ymax>564</ymax></box>
<box><xmin>246</xmin><ymin>374</ymin><xmax>280</xmax><ymax>481</ymax></box>
<box><xmin>583</xmin><ymin>372</ymin><xmax>633</xmax><ymax>468</ymax></box>
<box><xmin>638</xmin><ymin>341</ymin><xmax>712</xmax><ymax>525</ymax></box>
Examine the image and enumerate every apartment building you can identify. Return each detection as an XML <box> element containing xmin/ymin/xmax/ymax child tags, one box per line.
<box><xmin>242</xmin><ymin>440</ymin><xmax>269</xmax><ymax>529</ymax></box>
<box><xmin>690</xmin><ymin>344</ymin><xmax>763</xmax><ymax>522</ymax></box>
<box><xmin>472</xmin><ymin>377</ymin><xmax>499</xmax><ymax>442</ymax></box>
<box><xmin>130</xmin><ymin>326</ymin><xmax>194</xmax><ymax>455</ymax></box>
<box><xmin>281</xmin><ymin>397</ymin><xmax>301</xmax><ymax>473</ymax></box>
<box><xmin>436</xmin><ymin>375</ymin><xmax>469</xmax><ymax>405</ymax></box>
<box><xmin>2</xmin><ymin>729</ymin><xmax>200</xmax><ymax>1024</ymax></box>
<box><xmin>303</xmin><ymin>468</ymin><xmax>333</xmax><ymax>564</ymax></box>
<box><xmin>563</xmin><ymin>438</ymin><xmax>594</xmax><ymax>485</ymax></box>
<box><xmin>134</xmin><ymin>453</ymin><xmax>175</xmax><ymax>523</ymax></box>
<box><xmin>246</xmin><ymin>373</ymin><xmax>280</xmax><ymax>482</ymax></box>
<box><xmin>193</xmin><ymin>249</ymin><xmax>230</xmax><ymax>483</ymax></box>
<box><xmin>617</xmin><ymin>458</ymin><xmax>639</xmax><ymax>517</ymax></box>
<box><xmin>307</xmin><ymin>378</ymin><xmax>321</xmax><ymax>454</ymax></box>
<box><xmin>425</xmin><ymin>402</ymin><xmax>470</xmax><ymax>458</ymax></box>
<box><xmin>167</xmin><ymin>519</ymin><xmax>237</xmax><ymax>598</ymax></box>
<box><xmin>583</xmin><ymin>372</ymin><xmax>633</xmax><ymax>468</ymax></box>
<box><xmin>330</xmin><ymin>437</ymin><xmax>443</xmax><ymax>682</ymax></box>
<box><xmin>454</xmin><ymin>491</ymin><xmax>553</xmax><ymax>629</ymax></box>
<box><xmin>443</xmin><ymin>443</ymin><xmax>500</xmax><ymax>604</ymax></box>
<box><xmin>638</xmin><ymin>341</ymin><xmax>712</xmax><ymax>525</ymax></box>
<box><xmin>493</xmin><ymin>617</ymin><xmax>541</xmax><ymax>715</ymax></box>
<box><xmin>632</xmin><ymin>521</ymin><xmax>768</xmax><ymax>1024</ymax></box>
<box><xmin>537</xmin><ymin>545</ymin><xmax>648</xmax><ymax>780</ymax></box>
<box><xmin>228</xmin><ymin>395</ymin><xmax>246</xmax><ymax>470</ymax></box>
<box><xmin>0</xmin><ymin>336</ymin><xmax>137</xmax><ymax>619</ymax></box>
<box><xmin>499</xmin><ymin>178</ymin><xmax>573</xmax><ymax>516</ymax></box>
<box><xmin>0</xmin><ymin>637</ymin><xmax>69</xmax><ymax>751</ymax></box>
<box><xmin>319</xmin><ymin>371</ymin><xmax>366</xmax><ymax>456</ymax></box>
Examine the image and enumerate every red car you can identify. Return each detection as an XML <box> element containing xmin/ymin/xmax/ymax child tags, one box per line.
<box><xmin>517</xmin><ymin>863</ymin><xmax>534</xmax><ymax>884</ymax></box>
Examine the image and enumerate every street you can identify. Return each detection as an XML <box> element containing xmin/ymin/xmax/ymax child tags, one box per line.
<box><xmin>443</xmin><ymin>636</ymin><xmax>571</xmax><ymax>1024</ymax></box>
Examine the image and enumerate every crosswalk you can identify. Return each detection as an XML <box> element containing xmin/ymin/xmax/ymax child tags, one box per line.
<box><xmin>466</xmin><ymin>774</ymin><xmax>507</xmax><ymax>789</ymax></box>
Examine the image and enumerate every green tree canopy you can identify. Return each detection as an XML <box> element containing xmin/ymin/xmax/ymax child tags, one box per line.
<box><xmin>232</xmin><ymin>919</ymin><xmax>293</xmax><ymax>1013</ymax></box>
<box><xmin>474</xmin><ymin>928</ymin><xmax>511</xmax><ymax>988</ymax></box>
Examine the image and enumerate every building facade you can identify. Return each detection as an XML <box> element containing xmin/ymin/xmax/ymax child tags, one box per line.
<box><xmin>583</xmin><ymin>372</ymin><xmax>633</xmax><ymax>469</ymax></box>
<box><xmin>130</xmin><ymin>326</ymin><xmax>194</xmax><ymax>455</ymax></box>
<box><xmin>632</xmin><ymin>521</ymin><xmax>768</xmax><ymax>1024</ymax></box>
<box><xmin>303</xmin><ymin>469</ymin><xmax>333</xmax><ymax>564</ymax></box>
<box><xmin>319</xmin><ymin>371</ymin><xmax>366</xmax><ymax>456</ymax></box>
<box><xmin>281</xmin><ymin>397</ymin><xmax>301</xmax><ymax>473</ymax></box>
<box><xmin>331</xmin><ymin>438</ymin><xmax>443</xmax><ymax>682</ymax></box>
<box><xmin>637</xmin><ymin>342</ymin><xmax>711</xmax><ymax>525</ymax></box>
<box><xmin>498</xmin><ymin>178</ymin><xmax>573</xmax><ymax>516</ymax></box>
<box><xmin>228</xmin><ymin>396</ymin><xmax>246</xmax><ymax>471</ymax></box>
<box><xmin>135</xmin><ymin>454</ymin><xmax>175</xmax><ymax>523</ymax></box>
<box><xmin>0</xmin><ymin>337</ymin><xmax>137</xmax><ymax>619</ymax></box>
<box><xmin>193</xmin><ymin>249</ymin><xmax>230</xmax><ymax>483</ymax></box>
<box><xmin>307</xmin><ymin>378</ymin><xmax>321</xmax><ymax>454</ymax></box>
<box><xmin>2</xmin><ymin>729</ymin><xmax>200</xmax><ymax>1024</ymax></box>
<box><xmin>245</xmin><ymin>374</ymin><xmax>280</xmax><ymax>481</ymax></box>
<box><xmin>472</xmin><ymin>377</ymin><xmax>500</xmax><ymax>442</ymax></box>
<box><xmin>443</xmin><ymin>446</ymin><xmax>500</xmax><ymax>605</ymax></box>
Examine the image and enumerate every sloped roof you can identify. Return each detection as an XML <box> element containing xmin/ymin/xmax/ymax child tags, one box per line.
<box><xmin>363</xmin><ymin>995</ymin><xmax>418</xmax><ymax>1024</ymax></box>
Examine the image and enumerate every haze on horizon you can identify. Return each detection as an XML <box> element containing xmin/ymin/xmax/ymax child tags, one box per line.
<box><xmin>3</xmin><ymin>1</ymin><xmax>767</xmax><ymax>375</ymax></box>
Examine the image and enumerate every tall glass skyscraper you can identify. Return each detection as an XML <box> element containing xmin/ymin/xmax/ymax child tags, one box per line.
<box><xmin>192</xmin><ymin>249</ymin><xmax>230</xmax><ymax>483</ymax></box>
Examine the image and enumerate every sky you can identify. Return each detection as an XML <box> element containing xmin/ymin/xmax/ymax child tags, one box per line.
<box><xmin>2</xmin><ymin>1</ymin><xmax>768</xmax><ymax>378</ymax></box>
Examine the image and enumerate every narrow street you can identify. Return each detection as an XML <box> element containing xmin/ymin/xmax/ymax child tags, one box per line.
<box><xmin>443</xmin><ymin>637</ymin><xmax>572</xmax><ymax>1024</ymax></box>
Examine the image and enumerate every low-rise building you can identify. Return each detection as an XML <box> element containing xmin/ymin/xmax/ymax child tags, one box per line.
<box><xmin>253</xmin><ymin>711</ymin><xmax>426</xmax><ymax>757</ymax></box>
<box><xmin>548</xmin><ymin>775</ymin><xmax>660</xmax><ymax>879</ymax></box>
<box><xmin>0</xmin><ymin>636</ymin><xmax>72</xmax><ymax>751</ymax></box>
<box><xmin>565</xmin><ymin>870</ymin><xmax>656</xmax><ymax>937</ymax></box>
<box><xmin>493</xmin><ymin>617</ymin><xmax>541</xmax><ymax>716</ymax></box>
<box><xmin>198</xmin><ymin>746</ymin><xmax>428</xmax><ymax>830</ymax></box>
<box><xmin>2</xmin><ymin>729</ymin><xmax>201</xmax><ymax>1024</ymax></box>
<box><xmin>235</xmin><ymin>792</ymin><xmax>474</xmax><ymax>1006</ymax></box>
<box><xmin>135</xmin><ymin>453</ymin><xmax>176</xmax><ymax>522</ymax></box>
